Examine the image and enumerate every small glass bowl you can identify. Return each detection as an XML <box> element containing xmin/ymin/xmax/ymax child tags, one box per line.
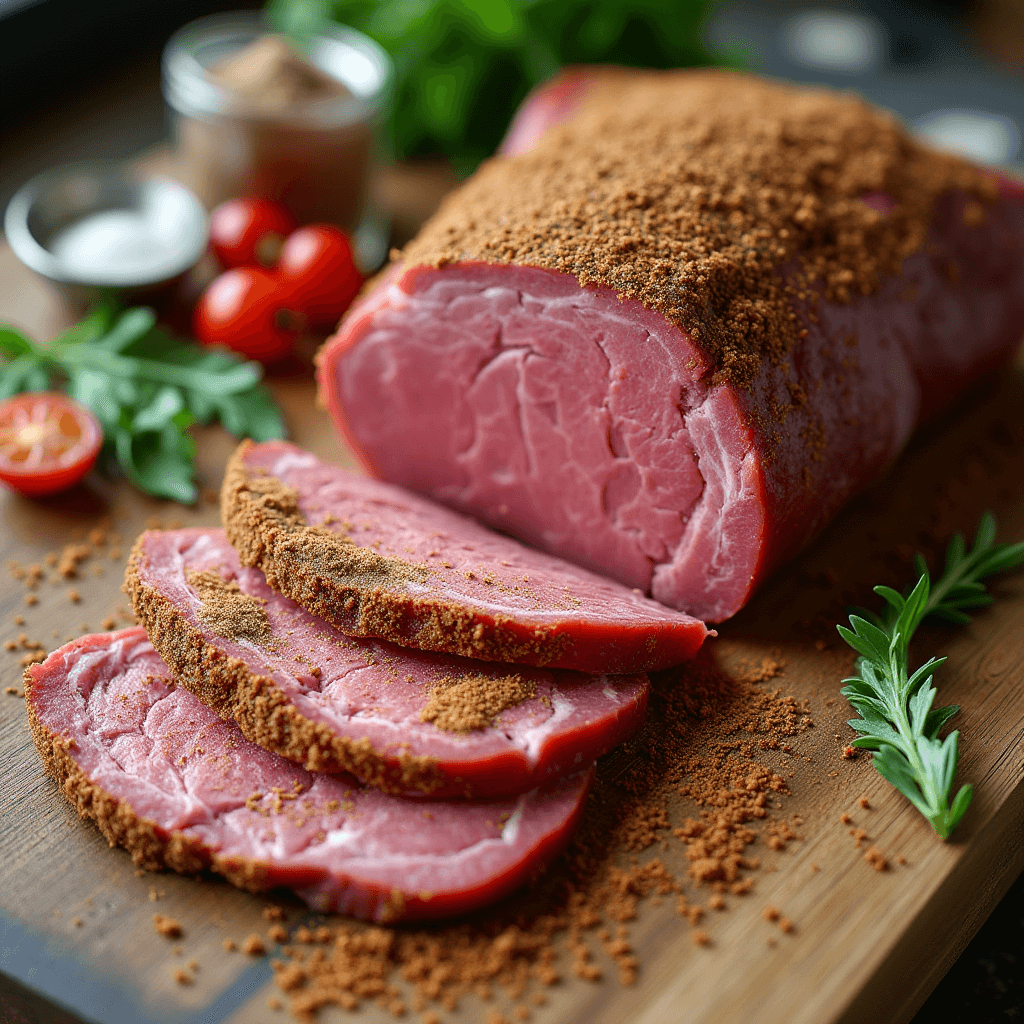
<box><xmin>4</xmin><ymin>162</ymin><xmax>209</xmax><ymax>296</ymax></box>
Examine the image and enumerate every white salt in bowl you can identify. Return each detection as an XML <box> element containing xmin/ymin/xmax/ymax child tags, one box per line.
<box><xmin>4</xmin><ymin>162</ymin><xmax>209</xmax><ymax>290</ymax></box>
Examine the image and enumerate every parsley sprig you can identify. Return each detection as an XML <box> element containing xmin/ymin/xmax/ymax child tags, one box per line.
<box><xmin>0</xmin><ymin>300</ymin><xmax>285</xmax><ymax>503</ymax></box>
<box><xmin>838</xmin><ymin>513</ymin><xmax>1024</xmax><ymax>839</ymax></box>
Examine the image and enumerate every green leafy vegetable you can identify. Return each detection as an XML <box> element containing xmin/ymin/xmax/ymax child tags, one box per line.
<box><xmin>268</xmin><ymin>0</ymin><xmax>728</xmax><ymax>175</ymax></box>
<box><xmin>838</xmin><ymin>513</ymin><xmax>1024</xmax><ymax>839</ymax></box>
<box><xmin>0</xmin><ymin>298</ymin><xmax>285</xmax><ymax>502</ymax></box>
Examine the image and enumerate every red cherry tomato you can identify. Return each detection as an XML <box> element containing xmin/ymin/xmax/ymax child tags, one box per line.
<box><xmin>193</xmin><ymin>267</ymin><xmax>303</xmax><ymax>364</ymax></box>
<box><xmin>0</xmin><ymin>392</ymin><xmax>103</xmax><ymax>496</ymax></box>
<box><xmin>277</xmin><ymin>225</ymin><xmax>362</xmax><ymax>328</ymax></box>
<box><xmin>209</xmin><ymin>198</ymin><xmax>297</xmax><ymax>270</ymax></box>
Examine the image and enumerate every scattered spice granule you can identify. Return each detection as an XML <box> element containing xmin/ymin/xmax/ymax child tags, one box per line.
<box><xmin>187</xmin><ymin>959</ymin><xmax>200</xmax><ymax>972</ymax></box>
<box><xmin>842</xmin><ymin>746</ymin><xmax>857</xmax><ymax>759</ymax></box>
<box><xmin>691</xmin><ymin>930</ymin><xmax>710</xmax><ymax>947</ymax></box>
<box><xmin>71</xmin><ymin>918</ymin><xmax>83</xmax><ymax>928</ymax></box>
<box><xmin>5</xmin><ymin>687</ymin><xmax>22</xmax><ymax>697</ymax></box>
<box><xmin>13</xmin><ymin>615</ymin><xmax>24</xmax><ymax>625</ymax></box>
<box><xmin>896</xmin><ymin>854</ymin><xmax>908</xmax><ymax>866</ymax></box>
<box><xmin>101</xmin><ymin>616</ymin><xmax>117</xmax><ymax>630</ymax></box>
<box><xmin>148</xmin><ymin>886</ymin><xmax>160</xmax><ymax>902</ymax></box>
<box><xmin>811</xmin><ymin>863</ymin><xmax>820</xmax><ymax>873</ymax></box>
<box><xmin>839</xmin><ymin>813</ymin><xmax>852</xmax><ymax>825</ymax></box>
<box><xmin>243</xmin><ymin>934</ymin><xmax>266</xmax><ymax>956</ymax></box>
<box><xmin>263</xmin><ymin>905</ymin><xmax>286</xmax><ymax>922</ymax></box>
<box><xmin>762</xmin><ymin>906</ymin><xmax>780</xmax><ymax>922</ymax></box>
<box><xmin>67</xmin><ymin>589</ymin><xmax>80</xmax><ymax>603</ymax></box>
<box><xmin>850</xmin><ymin>829</ymin><xmax>869</xmax><ymax>849</ymax></box>
<box><xmin>268</xmin><ymin>997</ymin><xmax>283</xmax><ymax>1011</ymax></box>
<box><xmin>173</xmin><ymin>968</ymin><xmax>192</xmax><ymax>986</ymax></box>
<box><xmin>858</xmin><ymin>796</ymin><xmax>870</xmax><ymax>810</ymax></box>
<box><xmin>778</xmin><ymin>917</ymin><xmax>794</xmax><ymax>934</ymax></box>
<box><xmin>223</xmin><ymin>938</ymin><xmax>237</xmax><ymax>952</ymax></box>
<box><xmin>24</xmin><ymin>594</ymin><xmax>37</xmax><ymax>606</ymax></box>
<box><xmin>268</xmin><ymin>924</ymin><xmax>288</xmax><ymax>942</ymax></box>
<box><xmin>275</xmin><ymin>964</ymin><xmax>307</xmax><ymax>992</ymax></box>
<box><xmin>152</xmin><ymin>914</ymin><xmax>183</xmax><ymax>938</ymax></box>
<box><xmin>58</xmin><ymin>544</ymin><xmax>91</xmax><ymax>578</ymax></box>
<box><xmin>864</xmin><ymin>847</ymin><xmax>889</xmax><ymax>872</ymax></box>
<box><xmin>4</xmin><ymin>640</ymin><xmax>16</xmax><ymax>651</ymax></box>
<box><xmin>709</xmin><ymin>895</ymin><xmax>726</xmax><ymax>911</ymax></box>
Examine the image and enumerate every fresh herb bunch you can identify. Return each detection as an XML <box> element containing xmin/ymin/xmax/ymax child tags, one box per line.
<box><xmin>838</xmin><ymin>514</ymin><xmax>1024</xmax><ymax>839</ymax></box>
<box><xmin>269</xmin><ymin>0</ymin><xmax>725</xmax><ymax>175</ymax></box>
<box><xmin>0</xmin><ymin>299</ymin><xmax>284</xmax><ymax>503</ymax></box>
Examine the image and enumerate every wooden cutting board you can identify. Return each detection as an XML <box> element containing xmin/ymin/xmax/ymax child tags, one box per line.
<box><xmin>1</xmin><ymin>237</ymin><xmax>1023</xmax><ymax>1024</ymax></box>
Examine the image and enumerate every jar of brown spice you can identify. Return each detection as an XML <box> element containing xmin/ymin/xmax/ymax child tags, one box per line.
<box><xmin>162</xmin><ymin>13</ymin><xmax>392</xmax><ymax>266</ymax></box>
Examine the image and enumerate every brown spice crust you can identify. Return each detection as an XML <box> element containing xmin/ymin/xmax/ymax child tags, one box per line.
<box><xmin>399</xmin><ymin>70</ymin><xmax>995</xmax><ymax>390</ymax></box>
<box><xmin>220</xmin><ymin>441</ymin><xmax>570</xmax><ymax>667</ymax></box>
<box><xmin>124</xmin><ymin>539</ymin><xmax>448</xmax><ymax>796</ymax></box>
<box><xmin>24</xmin><ymin>667</ymin><xmax>269</xmax><ymax>893</ymax></box>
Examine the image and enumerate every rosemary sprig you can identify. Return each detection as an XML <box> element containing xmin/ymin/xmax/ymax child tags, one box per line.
<box><xmin>838</xmin><ymin>513</ymin><xmax>1024</xmax><ymax>839</ymax></box>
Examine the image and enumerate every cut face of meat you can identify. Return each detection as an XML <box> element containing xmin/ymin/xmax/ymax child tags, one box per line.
<box><xmin>127</xmin><ymin>528</ymin><xmax>648</xmax><ymax>798</ymax></box>
<box><xmin>220</xmin><ymin>440</ymin><xmax>708</xmax><ymax>671</ymax></box>
<box><xmin>25</xmin><ymin>629</ymin><xmax>593</xmax><ymax>922</ymax></box>
<box><xmin>318</xmin><ymin>199</ymin><xmax>1024</xmax><ymax>624</ymax></box>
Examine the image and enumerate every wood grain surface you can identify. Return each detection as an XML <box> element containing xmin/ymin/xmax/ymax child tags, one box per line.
<box><xmin>1</xmin><ymin>239</ymin><xmax>1023</xmax><ymax>1024</ymax></box>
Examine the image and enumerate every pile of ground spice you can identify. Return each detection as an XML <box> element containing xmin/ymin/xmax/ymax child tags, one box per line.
<box><xmin>239</xmin><ymin>655</ymin><xmax>811</xmax><ymax>1021</ymax></box>
<box><xmin>185</xmin><ymin>569</ymin><xmax>277</xmax><ymax>648</ymax></box>
<box><xmin>401</xmin><ymin>70</ymin><xmax>995</xmax><ymax>388</ymax></box>
<box><xmin>419</xmin><ymin>673</ymin><xmax>535</xmax><ymax>732</ymax></box>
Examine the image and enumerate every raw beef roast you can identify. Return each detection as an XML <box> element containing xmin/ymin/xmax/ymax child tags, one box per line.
<box><xmin>317</xmin><ymin>70</ymin><xmax>1024</xmax><ymax>622</ymax></box>
<box><xmin>25</xmin><ymin>629</ymin><xmax>592</xmax><ymax>921</ymax></box>
<box><xmin>221</xmin><ymin>440</ymin><xmax>708</xmax><ymax>671</ymax></box>
<box><xmin>127</xmin><ymin>528</ymin><xmax>648</xmax><ymax>798</ymax></box>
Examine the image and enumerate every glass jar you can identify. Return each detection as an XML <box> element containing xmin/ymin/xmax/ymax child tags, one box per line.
<box><xmin>162</xmin><ymin>13</ymin><xmax>392</xmax><ymax>265</ymax></box>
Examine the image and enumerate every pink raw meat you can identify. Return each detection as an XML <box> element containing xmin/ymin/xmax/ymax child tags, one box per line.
<box><xmin>222</xmin><ymin>440</ymin><xmax>708</xmax><ymax>672</ymax></box>
<box><xmin>26</xmin><ymin>629</ymin><xmax>593</xmax><ymax>922</ymax></box>
<box><xmin>127</xmin><ymin>528</ymin><xmax>648</xmax><ymax>798</ymax></box>
<box><xmin>317</xmin><ymin>73</ymin><xmax>1024</xmax><ymax>622</ymax></box>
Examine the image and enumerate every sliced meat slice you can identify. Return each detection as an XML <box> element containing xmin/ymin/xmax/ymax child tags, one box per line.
<box><xmin>126</xmin><ymin>528</ymin><xmax>648</xmax><ymax>798</ymax></box>
<box><xmin>25</xmin><ymin>628</ymin><xmax>593</xmax><ymax>922</ymax></box>
<box><xmin>220</xmin><ymin>440</ymin><xmax>708</xmax><ymax>672</ymax></box>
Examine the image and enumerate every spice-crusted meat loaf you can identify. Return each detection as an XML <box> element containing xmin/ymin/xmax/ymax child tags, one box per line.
<box><xmin>221</xmin><ymin>439</ymin><xmax>708</xmax><ymax>671</ymax></box>
<box><xmin>25</xmin><ymin>629</ymin><xmax>593</xmax><ymax>922</ymax></box>
<box><xmin>317</xmin><ymin>70</ymin><xmax>1024</xmax><ymax>622</ymax></box>
<box><xmin>126</xmin><ymin>528</ymin><xmax>648</xmax><ymax>798</ymax></box>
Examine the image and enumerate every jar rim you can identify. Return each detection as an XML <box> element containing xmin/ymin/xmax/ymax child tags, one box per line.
<box><xmin>162</xmin><ymin>11</ymin><xmax>394</xmax><ymax>128</ymax></box>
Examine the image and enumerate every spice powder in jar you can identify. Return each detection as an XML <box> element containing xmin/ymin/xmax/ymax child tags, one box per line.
<box><xmin>163</xmin><ymin>13</ymin><xmax>392</xmax><ymax>233</ymax></box>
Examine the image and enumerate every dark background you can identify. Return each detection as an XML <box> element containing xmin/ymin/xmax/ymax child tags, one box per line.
<box><xmin>0</xmin><ymin>0</ymin><xmax>1021</xmax><ymax>1020</ymax></box>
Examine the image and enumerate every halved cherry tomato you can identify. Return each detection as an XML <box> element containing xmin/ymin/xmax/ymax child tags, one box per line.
<box><xmin>0</xmin><ymin>392</ymin><xmax>103</xmax><ymax>496</ymax></box>
<box><xmin>209</xmin><ymin>198</ymin><xmax>297</xmax><ymax>270</ymax></box>
<box><xmin>277</xmin><ymin>224</ymin><xmax>363</xmax><ymax>328</ymax></box>
<box><xmin>193</xmin><ymin>266</ymin><xmax>303</xmax><ymax>364</ymax></box>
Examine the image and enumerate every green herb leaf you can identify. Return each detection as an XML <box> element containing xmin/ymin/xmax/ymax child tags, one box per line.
<box><xmin>0</xmin><ymin>301</ymin><xmax>287</xmax><ymax>501</ymax></box>
<box><xmin>0</xmin><ymin>326</ymin><xmax>35</xmax><ymax>360</ymax></box>
<box><xmin>838</xmin><ymin>513</ymin><xmax>1024</xmax><ymax>839</ymax></box>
